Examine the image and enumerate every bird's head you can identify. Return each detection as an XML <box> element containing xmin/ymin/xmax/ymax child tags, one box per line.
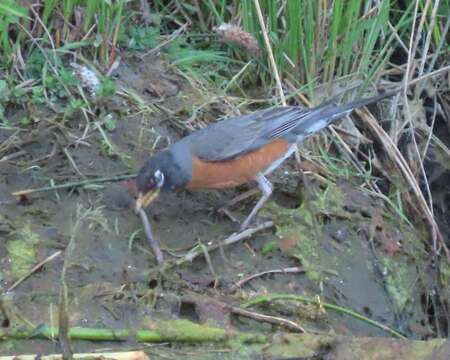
<box><xmin>135</xmin><ymin>156</ymin><xmax>166</xmax><ymax>211</ymax></box>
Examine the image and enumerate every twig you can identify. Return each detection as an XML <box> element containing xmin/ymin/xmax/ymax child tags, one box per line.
<box><xmin>0</xmin><ymin>351</ymin><xmax>149</xmax><ymax>360</ymax></box>
<box><xmin>7</xmin><ymin>251</ymin><xmax>62</xmax><ymax>292</ymax></box>
<box><xmin>253</xmin><ymin>0</ymin><xmax>286</xmax><ymax>106</ymax></box>
<box><xmin>231</xmin><ymin>306</ymin><xmax>305</xmax><ymax>333</ymax></box>
<box><xmin>244</xmin><ymin>294</ymin><xmax>406</xmax><ymax>339</ymax></box>
<box><xmin>182</xmin><ymin>294</ymin><xmax>304</xmax><ymax>333</ymax></box>
<box><xmin>199</xmin><ymin>242</ymin><xmax>219</xmax><ymax>287</ymax></box>
<box><xmin>181</xmin><ymin>221</ymin><xmax>273</xmax><ymax>263</ymax></box>
<box><xmin>0</xmin><ymin>150</ymin><xmax>27</xmax><ymax>163</ymax></box>
<box><xmin>137</xmin><ymin>208</ymin><xmax>164</xmax><ymax>264</ymax></box>
<box><xmin>230</xmin><ymin>266</ymin><xmax>304</xmax><ymax>293</ymax></box>
<box><xmin>403</xmin><ymin>0</ymin><xmax>439</xmax><ymax>254</ymax></box>
<box><xmin>217</xmin><ymin>207</ymin><xmax>240</xmax><ymax>224</ymax></box>
<box><xmin>11</xmin><ymin>174</ymin><xmax>135</xmax><ymax>196</ymax></box>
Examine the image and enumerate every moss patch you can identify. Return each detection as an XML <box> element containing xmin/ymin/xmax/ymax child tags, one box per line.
<box><xmin>264</xmin><ymin>181</ymin><xmax>427</xmax><ymax>316</ymax></box>
<box><xmin>6</xmin><ymin>225</ymin><xmax>41</xmax><ymax>278</ymax></box>
<box><xmin>266</xmin><ymin>183</ymin><xmax>347</xmax><ymax>281</ymax></box>
<box><xmin>380</xmin><ymin>256</ymin><xmax>417</xmax><ymax>311</ymax></box>
<box><xmin>439</xmin><ymin>260</ymin><xmax>450</xmax><ymax>295</ymax></box>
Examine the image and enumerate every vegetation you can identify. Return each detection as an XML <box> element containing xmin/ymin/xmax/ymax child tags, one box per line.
<box><xmin>1</xmin><ymin>1</ymin><xmax>448</xmax><ymax>103</ymax></box>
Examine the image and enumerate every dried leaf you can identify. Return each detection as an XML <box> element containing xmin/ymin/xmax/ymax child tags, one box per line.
<box><xmin>278</xmin><ymin>233</ymin><xmax>298</xmax><ymax>252</ymax></box>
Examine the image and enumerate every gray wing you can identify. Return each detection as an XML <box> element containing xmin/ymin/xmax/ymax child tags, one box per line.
<box><xmin>179</xmin><ymin>91</ymin><xmax>395</xmax><ymax>162</ymax></box>
<box><xmin>180</xmin><ymin>106</ymin><xmax>309</xmax><ymax>161</ymax></box>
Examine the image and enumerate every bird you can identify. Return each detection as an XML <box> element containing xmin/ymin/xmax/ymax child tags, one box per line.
<box><xmin>135</xmin><ymin>91</ymin><xmax>396</xmax><ymax>230</ymax></box>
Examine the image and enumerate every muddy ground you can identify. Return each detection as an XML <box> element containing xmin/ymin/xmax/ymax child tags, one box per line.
<box><xmin>0</xmin><ymin>55</ymin><xmax>447</xmax><ymax>355</ymax></box>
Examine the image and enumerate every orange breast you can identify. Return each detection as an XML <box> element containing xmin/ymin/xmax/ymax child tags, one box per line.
<box><xmin>186</xmin><ymin>139</ymin><xmax>290</xmax><ymax>189</ymax></box>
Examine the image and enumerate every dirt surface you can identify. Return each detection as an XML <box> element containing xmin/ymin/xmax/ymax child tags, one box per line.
<box><xmin>0</xmin><ymin>55</ymin><xmax>444</xmax><ymax>355</ymax></box>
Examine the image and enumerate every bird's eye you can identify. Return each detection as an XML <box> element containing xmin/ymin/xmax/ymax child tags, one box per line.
<box><xmin>154</xmin><ymin>170</ymin><xmax>165</xmax><ymax>188</ymax></box>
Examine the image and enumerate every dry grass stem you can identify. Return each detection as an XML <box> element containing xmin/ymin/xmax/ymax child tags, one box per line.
<box><xmin>7</xmin><ymin>251</ymin><xmax>62</xmax><ymax>292</ymax></box>
<box><xmin>230</xmin><ymin>266</ymin><xmax>304</xmax><ymax>292</ymax></box>
<box><xmin>253</xmin><ymin>0</ymin><xmax>286</xmax><ymax>106</ymax></box>
<box><xmin>231</xmin><ymin>306</ymin><xmax>305</xmax><ymax>333</ymax></box>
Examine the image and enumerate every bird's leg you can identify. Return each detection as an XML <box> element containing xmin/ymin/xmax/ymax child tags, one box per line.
<box><xmin>240</xmin><ymin>174</ymin><xmax>273</xmax><ymax>230</ymax></box>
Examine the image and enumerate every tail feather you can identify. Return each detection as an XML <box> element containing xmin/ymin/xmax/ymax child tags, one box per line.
<box><xmin>292</xmin><ymin>90</ymin><xmax>398</xmax><ymax>137</ymax></box>
<box><xmin>333</xmin><ymin>90</ymin><xmax>399</xmax><ymax>114</ymax></box>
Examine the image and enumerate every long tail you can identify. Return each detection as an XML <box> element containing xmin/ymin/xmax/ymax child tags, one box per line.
<box><xmin>330</xmin><ymin>90</ymin><xmax>399</xmax><ymax>115</ymax></box>
<box><xmin>291</xmin><ymin>90</ymin><xmax>399</xmax><ymax>137</ymax></box>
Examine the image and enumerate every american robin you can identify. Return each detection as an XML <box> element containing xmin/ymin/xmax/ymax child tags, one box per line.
<box><xmin>136</xmin><ymin>91</ymin><xmax>395</xmax><ymax>229</ymax></box>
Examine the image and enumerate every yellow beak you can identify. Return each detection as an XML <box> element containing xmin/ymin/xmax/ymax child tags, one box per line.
<box><xmin>135</xmin><ymin>189</ymin><xmax>160</xmax><ymax>212</ymax></box>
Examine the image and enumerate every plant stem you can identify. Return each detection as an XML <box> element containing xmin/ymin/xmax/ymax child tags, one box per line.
<box><xmin>244</xmin><ymin>294</ymin><xmax>406</xmax><ymax>339</ymax></box>
<box><xmin>11</xmin><ymin>174</ymin><xmax>136</xmax><ymax>196</ymax></box>
<box><xmin>253</xmin><ymin>0</ymin><xmax>286</xmax><ymax>106</ymax></box>
<box><xmin>0</xmin><ymin>320</ymin><xmax>266</xmax><ymax>344</ymax></box>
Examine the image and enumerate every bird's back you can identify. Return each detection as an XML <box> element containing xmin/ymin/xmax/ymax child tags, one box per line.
<box><xmin>177</xmin><ymin>91</ymin><xmax>395</xmax><ymax>163</ymax></box>
<box><xmin>178</xmin><ymin>106</ymin><xmax>307</xmax><ymax>162</ymax></box>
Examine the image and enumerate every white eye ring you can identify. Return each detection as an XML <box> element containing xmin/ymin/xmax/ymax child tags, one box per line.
<box><xmin>154</xmin><ymin>170</ymin><xmax>165</xmax><ymax>188</ymax></box>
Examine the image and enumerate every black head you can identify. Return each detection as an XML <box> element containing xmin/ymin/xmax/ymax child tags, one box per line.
<box><xmin>136</xmin><ymin>157</ymin><xmax>166</xmax><ymax>193</ymax></box>
<box><xmin>135</xmin><ymin>153</ymin><xmax>168</xmax><ymax>210</ymax></box>
<box><xmin>135</xmin><ymin>146</ymin><xmax>193</xmax><ymax>211</ymax></box>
